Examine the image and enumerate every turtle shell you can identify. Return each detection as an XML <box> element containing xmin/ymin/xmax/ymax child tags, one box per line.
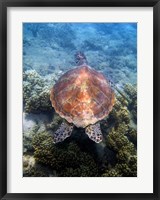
<box><xmin>50</xmin><ymin>65</ymin><xmax>115</xmax><ymax>128</ymax></box>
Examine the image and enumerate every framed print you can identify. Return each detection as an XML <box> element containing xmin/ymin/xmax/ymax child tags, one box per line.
<box><xmin>0</xmin><ymin>0</ymin><xmax>160</xmax><ymax>200</ymax></box>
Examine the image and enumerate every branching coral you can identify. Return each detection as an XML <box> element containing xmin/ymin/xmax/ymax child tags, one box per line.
<box><xmin>32</xmin><ymin>132</ymin><xmax>99</xmax><ymax>177</ymax></box>
<box><xmin>108</xmin><ymin>98</ymin><xmax>130</xmax><ymax>126</ymax></box>
<box><xmin>102</xmin><ymin>88</ymin><xmax>137</xmax><ymax>177</ymax></box>
<box><xmin>116</xmin><ymin>143</ymin><xmax>135</xmax><ymax>162</ymax></box>
<box><xmin>124</xmin><ymin>83</ymin><xmax>137</xmax><ymax>100</ymax></box>
<box><xmin>102</xmin><ymin>168</ymin><xmax>122</xmax><ymax>177</ymax></box>
<box><xmin>106</xmin><ymin>84</ymin><xmax>137</xmax><ymax>145</ymax></box>
<box><xmin>104</xmin><ymin>122</ymin><xmax>137</xmax><ymax>177</ymax></box>
<box><xmin>32</xmin><ymin>132</ymin><xmax>54</xmax><ymax>165</ymax></box>
<box><xmin>123</xmin><ymin>83</ymin><xmax>137</xmax><ymax>122</ymax></box>
<box><xmin>23</xmin><ymin>122</ymin><xmax>40</xmax><ymax>153</ymax></box>
<box><xmin>23</xmin><ymin>70</ymin><xmax>52</xmax><ymax>113</ymax></box>
<box><xmin>109</xmin><ymin>83</ymin><xmax>137</xmax><ymax>125</ymax></box>
<box><xmin>23</xmin><ymin>154</ymin><xmax>52</xmax><ymax>177</ymax></box>
<box><xmin>23</xmin><ymin>81</ymin><xmax>32</xmax><ymax>104</ymax></box>
<box><xmin>115</xmin><ymin>155</ymin><xmax>137</xmax><ymax>177</ymax></box>
<box><xmin>106</xmin><ymin>124</ymin><xmax>130</xmax><ymax>152</ymax></box>
<box><xmin>23</xmin><ymin>134</ymin><xmax>34</xmax><ymax>153</ymax></box>
<box><xmin>126</xmin><ymin>126</ymin><xmax>137</xmax><ymax>146</ymax></box>
<box><xmin>23</xmin><ymin>155</ymin><xmax>49</xmax><ymax>177</ymax></box>
<box><xmin>23</xmin><ymin>70</ymin><xmax>44</xmax><ymax>87</ymax></box>
<box><xmin>46</xmin><ymin>113</ymin><xmax>63</xmax><ymax>132</ymax></box>
<box><xmin>116</xmin><ymin>95</ymin><xmax>128</xmax><ymax>107</ymax></box>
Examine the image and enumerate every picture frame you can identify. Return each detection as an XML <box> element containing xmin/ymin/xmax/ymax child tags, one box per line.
<box><xmin>0</xmin><ymin>0</ymin><xmax>159</xmax><ymax>199</ymax></box>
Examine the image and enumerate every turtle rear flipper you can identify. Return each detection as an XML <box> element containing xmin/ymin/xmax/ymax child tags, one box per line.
<box><xmin>53</xmin><ymin>122</ymin><xmax>74</xmax><ymax>143</ymax></box>
<box><xmin>85</xmin><ymin>123</ymin><xmax>103</xmax><ymax>143</ymax></box>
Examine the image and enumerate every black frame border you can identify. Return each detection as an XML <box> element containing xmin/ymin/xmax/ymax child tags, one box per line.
<box><xmin>0</xmin><ymin>0</ymin><xmax>159</xmax><ymax>200</ymax></box>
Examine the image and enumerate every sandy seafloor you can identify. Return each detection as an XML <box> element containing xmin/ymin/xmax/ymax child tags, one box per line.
<box><xmin>23</xmin><ymin>23</ymin><xmax>137</xmax><ymax>177</ymax></box>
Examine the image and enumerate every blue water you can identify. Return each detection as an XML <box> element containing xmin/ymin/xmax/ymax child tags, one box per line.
<box><xmin>23</xmin><ymin>23</ymin><xmax>137</xmax><ymax>87</ymax></box>
<box><xmin>23</xmin><ymin>23</ymin><xmax>137</xmax><ymax>177</ymax></box>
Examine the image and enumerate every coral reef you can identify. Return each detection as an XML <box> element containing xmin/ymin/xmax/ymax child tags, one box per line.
<box><xmin>107</xmin><ymin>98</ymin><xmax>130</xmax><ymax>126</ymax></box>
<box><xmin>126</xmin><ymin>126</ymin><xmax>137</xmax><ymax>146</ymax></box>
<box><xmin>23</xmin><ymin>155</ymin><xmax>54</xmax><ymax>177</ymax></box>
<box><xmin>102</xmin><ymin>168</ymin><xmax>122</xmax><ymax>177</ymax></box>
<box><xmin>102</xmin><ymin>155</ymin><xmax>137</xmax><ymax>177</ymax></box>
<box><xmin>23</xmin><ymin>118</ymin><xmax>39</xmax><ymax>153</ymax></box>
<box><xmin>46</xmin><ymin>113</ymin><xmax>63</xmax><ymax>132</ymax></box>
<box><xmin>25</xmin><ymin>23</ymin><xmax>76</xmax><ymax>49</ymax></box>
<box><xmin>23</xmin><ymin>23</ymin><xmax>137</xmax><ymax>83</ymax></box>
<box><xmin>23</xmin><ymin>155</ymin><xmax>35</xmax><ymax>171</ymax></box>
<box><xmin>23</xmin><ymin>70</ymin><xmax>52</xmax><ymax>113</ymax></box>
<box><xmin>102</xmin><ymin>123</ymin><xmax>137</xmax><ymax>177</ymax></box>
<box><xmin>100</xmin><ymin>84</ymin><xmax>137</xmax><ymax>177</ymax></box>
<box><xmin>107</xmin><ymin>124</ymin><xmax>130</xmax><ymax>152</ymax></box>
<box><xmin>23</xmin><ymin>23</ymin><xmax>137</xmax><ymax>177</ymax></box>
<box><xmin>123</xmin><ymin>83</ymin><xmax>137</xmax><ymax>122</ymax></box>
<box><xmin>23</xmin><ymin>112</ymin><xmax>53</xmax><ymax>153</ymax></box>
<box><xmin>23</xmin><ymin>76</ymin><xmax>137</xmax><ymax>177</ymax></box>
<box><xmin>115</xmin><ymin>155</ymin><xmax>137</xmax><ymax>177</ymax></box>
<box><xmin>23</xmin><ymin>84</ymin><xmax>137</xmax><ymax>177</ymax></box>
<box><xmin>23</xmin><ymin>133</ymin><xmax>35</xmax><ymax>153</ymax></box>
<box><xmin>32</xmin><ymin>132</ymin><xmax>99</xmax><ymax>177</ymax></box>
<box><xmin>107</xmin><ymin>83</ymin><xmax>137</xmax><ymax>129</ymax></box>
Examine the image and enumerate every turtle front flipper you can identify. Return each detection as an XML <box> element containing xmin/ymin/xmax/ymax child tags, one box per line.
<box><xmin>85</xmin><ymin>123</ymin><xmax>103</xmax><ymax>143</ymax></box>
<box><xmin>53</xmin><ymin>122</ymin><xmax>74</xmax><ymax>143</ymax></box>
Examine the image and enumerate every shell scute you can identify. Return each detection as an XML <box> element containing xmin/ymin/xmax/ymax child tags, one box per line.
<box><xmin>50</xmin><ymin>65</ymin><xmax>115</xmax><ymax>128</ymax></box>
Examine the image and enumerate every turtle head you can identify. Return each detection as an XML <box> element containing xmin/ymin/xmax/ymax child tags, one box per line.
<box><xmin>75</xmin><ymin>51</ymin><xmax>88</xmax><ymax>66</ymax></box>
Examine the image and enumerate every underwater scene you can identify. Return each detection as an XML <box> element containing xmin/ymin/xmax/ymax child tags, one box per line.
<box><xmin>23</xmin><ymin>23</ymin><xmax>137</xmax><ymax>177</ymax></box>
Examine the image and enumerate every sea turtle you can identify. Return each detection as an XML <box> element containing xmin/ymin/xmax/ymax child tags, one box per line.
<box><xmin>50</xmin><ymin>52</ymin><xmax>115</xmax><ymax>143</ymax></box>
